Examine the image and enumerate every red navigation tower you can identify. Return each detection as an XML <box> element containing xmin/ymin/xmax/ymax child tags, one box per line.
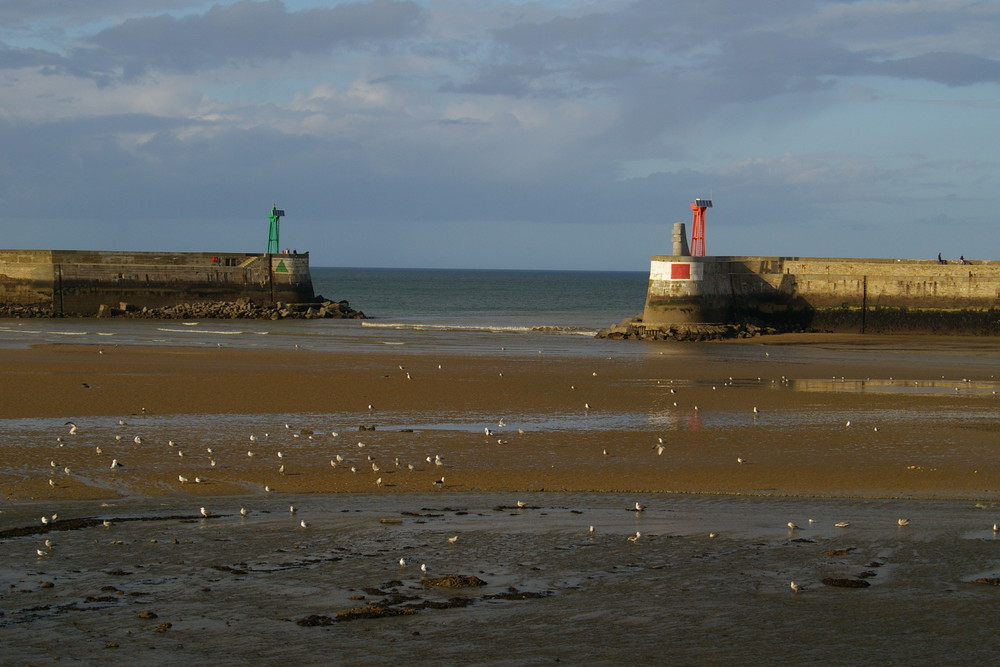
<box><xmin>689</xmin><ymin>198</ymin><xmax>712</xmax><ymax>257</ymax></box>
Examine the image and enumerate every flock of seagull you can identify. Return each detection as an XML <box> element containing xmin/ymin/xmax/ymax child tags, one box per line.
<box><xmin>20</xmin><ymin>362</ymin><xmax>999</xmax><ymax>596</ymax></box>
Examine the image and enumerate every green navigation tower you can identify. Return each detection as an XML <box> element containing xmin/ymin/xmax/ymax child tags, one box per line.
<box><xmin>266</xmin><ymin>204</ymin><xmax>285</xmax><ymax>254</ymax></box>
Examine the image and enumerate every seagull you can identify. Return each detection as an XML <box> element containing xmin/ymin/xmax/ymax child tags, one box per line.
<box><xmin>300</xmin><ymin>519</ymin><xmax>309</xmax><ymax>528</ymax></box>
<box><xmin>737</xmin><ymin>457</ymin><xmax>745</xmax><ymax>464</ymax></box>
<box><xmin>375</xmin><ymin>477</ymin><xmax>382</xmax><ymax>487</ymax></box>
<box><xmin>110</xmin><ymin>458</ymin><xmax>123</xmax><ymax>468</ymax></box>
<box><xmin>708</xmin><ymin>532</ymin><xmax>718</xmax><ymax>539</ymax></box>
<box><xmin>656</xmin><ymin>445</ymin><xmax>665</xmax><ymax>455</ymax></box>
<box><xmin>372</xmin><ymin>463</ymin><xmax>380</xmax><ymax>472</ymax></box>
<box><xmin>420</xmin><ymin>563</ymin><xmax>427</xmax><ymax>573</ymax></box>
<box><xmin>65</xmin><ymin>422</ymin><xmax>78</xmax><ymax>435</ymax></box>
<box><xmin>178</xmin><ymin>475</ymin><xmax>189</xmax><ymax>484</ymax></box>
<box><xmin>40</xmin><ymin>516</ymin><xmax>50</xmax><ymax>525</ymax></box>
<box><xmin>447</xmin><ymin>535</ymin><xmax>458</xmax><ymax>543</ymax></box>
<box><xmin>516</xmin><ymin>500</ymin><xmax>526</xmax><ymax>508</ymax></box>
<box><xmin>835</xmin><ymin>521</ymin><xmax>850</xmax><ymax>528</ymax></box>
<box><xmin>277</xmin><ymin>451</ymin><xmax>285</xmax><ymax>459</ymax></box>
<box><xmin>633</xmin><ymin>502</ymin><xmax>646</xmax><ymax>512</ymax></box>
<box><xmin>584</xmin><ymin>403</ymin><xmax>592</xmax><ymax>410</ymax></box>
<box><xmin>48</xmin><ymin>479</ymin><xmax>56</xmax><ymax>487</ymax></box>
<box><xmin>265</xmin><ymin>485</ymin><xmax>273</xmax><ymax>492</ymax></box>
<box><xmin>752</xmin><ymin>406</ymin><xmax>759</xmax><ymax>416</ymax></box>
<box><xmin>433</xmin><ymin>477</ymin><xmax>445</xmax><ymax>487</ymax></box>
<box><xmin>102</xmin><ymin>520</ymin><xmax>112</xmax><ymax>528</ymax></box>
<box><xmin>95</xmin><ymin>446</ymin><xmax>103</xmax><ymax>455</ymax></box>
<box><xmin>240</xmin><ymin>507</ymin><xmax>248</xmax><ymax>516</ymax></box>
<box><xmin>249</xmin><ymin>434</ymin><xmax>257</xmax><ymax>442</ymax></box>
<box><xmin>133</xmin><ymin>436</ymin><xmax>142</xmax><ymax>444</ymax></box>
<box><xmin>993</xmin><ymin>523</ymin><xmax>998</xmax><ymax>534</ymax></box>
<box><xmin>898</xmin><ymin>518</ymin><xmax>910</xmax><ymax>526</ymax></box>
<box><xmin>588</xmin><ymin>525</ymin><xmax>595</xmax><ymax>534</ymax></box>
<box><xmin>399</xmin><ymin>558</ymin><xmax>407</xmax><ymax>567</ymax></box>
<box><xmin>44</xmin><ymin>539</ymin><xmax>53</xmax><ymax>548</ymax></box>
<box><xmin>200</xmin><ymin>507</ymin><xmax>210</xmax><ymax>517</ymax></box>
<box><xmin>787</xmin><ymin>522</ymin><xmax>801</xmax><ymax>530</ymax></box>
<box><xmin>790</xmin><ymin>581</ymin><xmax>802</xmax><ymax>594</ymax></box>
<box><xmin>247</xmin><ymin>451</ymin><xmax>255</xmax><ymax>457</ymax></box>
<box><xmin>627</xmin><ymin>531</ymin><xmax>641</xmax><ymax>542</ymax></box>
<box><xmin>194</xmin><ymin>476</ymin><xmax>204</xmax><ymax>483</ymax></box>
<box><xmin>36</xmin><ymin>548</ymin><xmax>48</xmax><ymax>557</ymax></box>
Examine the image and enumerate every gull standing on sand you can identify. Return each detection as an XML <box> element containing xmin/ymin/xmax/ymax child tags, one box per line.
<box><xmin>110</xmin><ymin>459</ymin><xmax>122</xmax><ymax>468</ymax></box>
<box><xmin>628</xmin><ymin>531</ymin><xmax>641</xmax><ymax>543</ymax></box>
<box><xmin>787</xmin><ymin>522</ymin><xmax>801</xmax><ymax>530</ymax></box>
<box><xmin>240</xmin><ymin>507</ymin><xmax>248</xmax><ymax>516</ymax></box>
<box><xmin>420</xmin><ymin>563</ymin><xmax>427</xmax><ymax>574</ymax></box>
<box><xmin>898</xmin><ymin>518</ymin><xmax>910</xmax><ymax>526</ymax></box>
<box><xmin>835</xmin><ymin>521</ymin><xmax>850</xmax><ymax>528</ymax></box>
<box><xmin>448</xmin><ymin>535</ymin><xmax>458</xmax><ymax>543</ymax></box>
<box><xmin>65</xmin><ymin>422</ymin><xmax>78</xmax><ymax>435</ymax></box>
<box><xmin>300</xmin><ymin>519</ymin><xmax>309</xmax><ymax>528</ymax></box>
<box><xmin>790</xmin><ymin>581</ymin><xmax>802</xmax><ymax>594</ymax></box>
<box><xmin>633</xmin><ymin>502</ymin><xmax>646</xmax><ymax>512</ymax></box>
<box><xmin>200</xmin><ymin>507</ymin><xmax>210</xmax><ymax>517</ymax></box>
<box><xmin>399</xmin><ymin>558</ymin><xmax>406</xmax><ymax>567</ymax></box>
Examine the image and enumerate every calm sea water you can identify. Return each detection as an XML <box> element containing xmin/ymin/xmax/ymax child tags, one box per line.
<box><xmin>312</xmin><ymin>266</ymin><xmax>647</xmax><ymax>327</ymax></box>
<box><xmin>0</xmin><ymin>267</ymin><xmax>649</xmax><ymax>356</ymax></box>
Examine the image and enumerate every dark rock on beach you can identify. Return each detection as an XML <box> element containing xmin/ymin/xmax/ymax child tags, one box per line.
<box><xmin>821</xmin><ymin>578</ymin><xmax>871</xmax><ymax>588</ymax></box>
<box><xmin>421</xmin><ymin>574</ymin><xmax>488</xmax><ymax>588</ymax></box>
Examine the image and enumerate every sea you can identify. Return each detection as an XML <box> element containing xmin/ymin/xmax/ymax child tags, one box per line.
<box><xmin>0</xmin><ymin>267</ymin><xmax>650</xmax><ymax>357</ymax></box>
<box><xmin>2</xmin><ymin>267</ymin><xmax>999</xmax><ymax>665</ymax></box>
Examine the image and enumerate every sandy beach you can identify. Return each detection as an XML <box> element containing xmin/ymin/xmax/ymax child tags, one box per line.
<box><xmin>2</xmin><ymin>337</ymin><xmax>998</xmax><ymax>501</ymax></box>
<box><xmin>3</xmin><ymin>336</ymin><xmax>1000</xmax><ymax>666</ymax></box>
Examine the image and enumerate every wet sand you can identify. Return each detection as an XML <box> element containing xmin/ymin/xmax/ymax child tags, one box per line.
<box><xmin>2</xmin><ymin>338</ymin><xmax>999</xmax><ymax>666</ymax></box>
<box><xmin>2</xmin><ymin>337</ymin><xmax>998</xmax><ymax>501</ymax></box>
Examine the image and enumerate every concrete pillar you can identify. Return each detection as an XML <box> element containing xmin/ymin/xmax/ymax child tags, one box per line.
<box><xmin>672</xmin><ymin>222</ymin><xmax>690</xmax><ymax>257</ymax></box>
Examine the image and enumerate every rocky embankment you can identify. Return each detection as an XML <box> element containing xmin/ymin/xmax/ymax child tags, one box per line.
<box><xmin>597</xmin><ymin>315</ymin><xmax>779</xmax><ymax>342</ymax></box>
<box><xmin>0</xmin><ymin>296</ymin><xmax>366</xmax><ymax>320</ymax></box>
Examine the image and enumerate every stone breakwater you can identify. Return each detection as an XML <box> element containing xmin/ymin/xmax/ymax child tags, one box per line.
<box><xmin>0</xmin><ymin>296</ymin><xmax>365</xmax><ymax>320</ymax></box>
<box><xmin>597</xmin><ymin>316</ymin><xmax>780</xmax><ymax>342</ymax></box>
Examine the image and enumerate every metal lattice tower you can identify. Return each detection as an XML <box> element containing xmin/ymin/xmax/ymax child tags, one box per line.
<box><xmin>266</xmin><ymin>204</ymin><xmax>285</xmax><ymax>254</ymax></box>
<box><xmin>689</xmin><ymin>198</ymin><xmax>712</xmax><ymax>257</ymax></box>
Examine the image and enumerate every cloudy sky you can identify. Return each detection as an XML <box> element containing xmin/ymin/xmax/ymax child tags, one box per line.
<box><xmin>2</xmin><ymin>0</ymin><xmax>998</xmax><ymax>270</ymax></box>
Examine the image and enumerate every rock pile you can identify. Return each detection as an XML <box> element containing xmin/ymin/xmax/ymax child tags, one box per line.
<box><xmin>596</xmin><ymin>316</ymin><xmax>781</xmax><ymax>342</ymax></box>
<box><xmin>95</xmin><ymin>296</ymin><xmax>365</xmax><ymax>320</ymax></box>
<box><xmin>0</xmin><ymin>296</ymin><xmax>366</xmax><ymax>320</ymax></box>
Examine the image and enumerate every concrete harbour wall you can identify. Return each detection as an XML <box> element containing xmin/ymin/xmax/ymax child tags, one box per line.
<box><xmin>0</xmin><ymin>250</ymin><xmax>315</xmax><ymax>315</ymax></box>
<box><xmin>641</xmin><ymin>255</ymin><xmax>1000</xmax><ymax>335</ymax></box>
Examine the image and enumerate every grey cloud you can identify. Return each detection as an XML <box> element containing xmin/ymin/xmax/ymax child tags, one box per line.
<box><xmin>78</xmin><ymin>0</ymin><xmax>423</xmax><ymax>79</ymax></box>
<box><xmin>876</xmin><ymin>52</ymin><xmax>1000</xmax><ymax>87</ymax></box>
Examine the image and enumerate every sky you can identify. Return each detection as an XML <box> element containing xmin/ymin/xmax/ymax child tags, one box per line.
<box><xmin>2</xmin><ymin>0</ymin><xmax>999</xmax><ymax>270</ymax></box>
